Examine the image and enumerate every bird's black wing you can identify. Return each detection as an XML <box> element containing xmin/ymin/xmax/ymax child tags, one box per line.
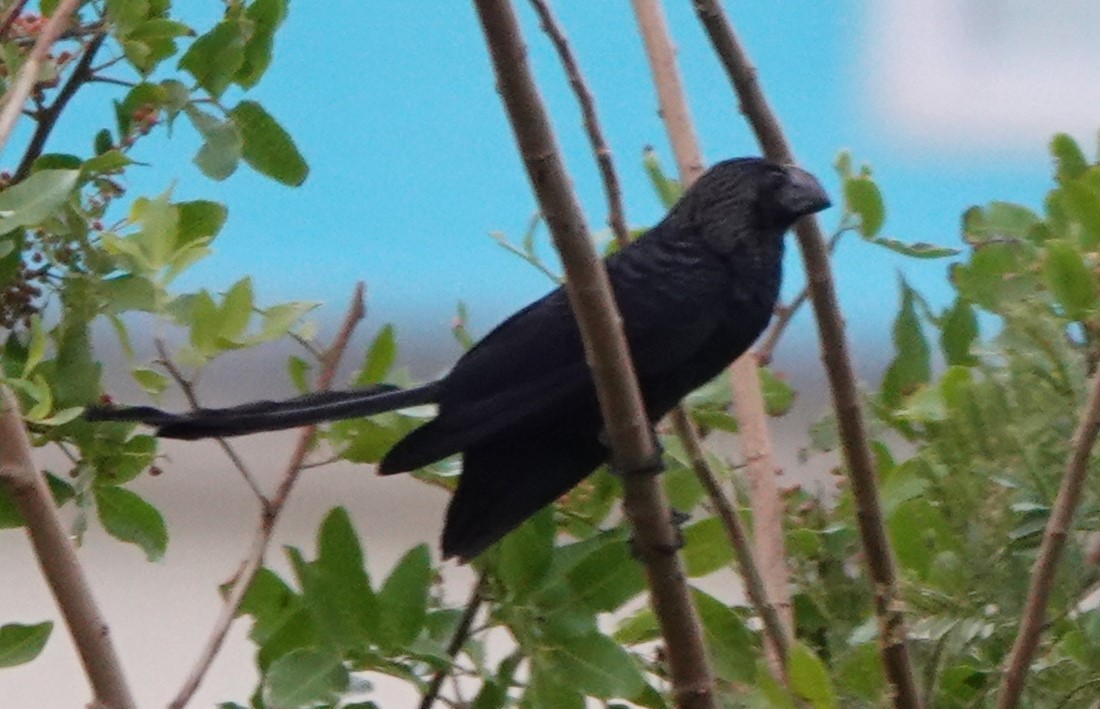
<box><xmin>381</xmin><ymin>229</ymin><xmax>731</xmax><ymax>473</ymax></box>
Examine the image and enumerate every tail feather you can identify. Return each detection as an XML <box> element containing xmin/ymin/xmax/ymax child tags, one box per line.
<box><xmin>85</xmin><ymin>383</ymin><xmax>440</xmax><ymax>440</ymax></box>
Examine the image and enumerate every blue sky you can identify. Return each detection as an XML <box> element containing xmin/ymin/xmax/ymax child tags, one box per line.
<box><xmin>44</xmin><ymin>1</ymin><xmax>1100</xmax><ymax>361</ymax></box>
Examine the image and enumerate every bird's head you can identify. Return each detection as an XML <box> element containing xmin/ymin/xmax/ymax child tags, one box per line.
<box><xmin>675</xmin><ymin>157</ymin><xmax>831</xmax><ymax>255</ymax></box>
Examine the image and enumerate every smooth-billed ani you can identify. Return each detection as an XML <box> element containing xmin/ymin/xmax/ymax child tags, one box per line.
<box><xmin>87</xmin><ymin>157</ymin><xmax>830</xmax><ymax>560</ymax></box>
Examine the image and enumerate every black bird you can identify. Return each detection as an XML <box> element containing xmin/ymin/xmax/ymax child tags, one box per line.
<box><xmin>87</xmin><ymin>157</ymin><xmax>830</xmax><ymax>560</ymax></box>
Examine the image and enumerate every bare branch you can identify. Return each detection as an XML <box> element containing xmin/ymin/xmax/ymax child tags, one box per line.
<box><xmin>0</xmin><ymin>388</ymin><xmax>136</xmax><ymax>709</ymax></box>
<box><xmin>154</xmin><ymin>339</ymin><xmax>268</xmax><ymax>506</ymax></box>
<box><xmin>692</xmin><ymin>2</ymin><xmax>922</xmax><ymax>706</ymax></box>
<box><xmin>671</xmin><ymin>407</ymin><xmax>789</xmax><ymax>668</ymax></box>
<box><xmin>14</xmin><ymin>29</ymin><xmax>107</xmax><ymax>182</ymax></box>
<box><xmin>169</xmin><ymin>284</ymin><xmax>367</xmax><ymax>709</ymax></box>
<box><xmin>528</xmin><ymin>0</ymin><xmax>630</xmax><ymax>247</ymax></box>
<box><xmin>471</xmin><ymin>2</ymin><xmax>716</xmax><ymax>705</ymax></box>
<box><xmin>0</xmin><ymin>0</ymin><xmax>82</xmax><ymax>159</ymax></box>
<box><xmin>996</xmin><ymin>371</ymin><xmax>1100</xmax><ymax>708</ymax></box>
<box><xmin>630</xmin><ymin>0</ymin><xmax>792</xmax><ymax>673</ymax></box>
<box><xmin>419</xmin><ymin>575</ymin><xmax>487</xmax><ymax>709</ymax></box>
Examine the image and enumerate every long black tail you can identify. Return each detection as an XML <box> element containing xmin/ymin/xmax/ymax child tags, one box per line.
<box><xmin>85</xmin><ymin>383</ymin><xmax>441</xmax><ymax>440</ymax></box>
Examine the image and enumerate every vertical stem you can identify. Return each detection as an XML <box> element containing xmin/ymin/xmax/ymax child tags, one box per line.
<box><xmin>629</xmin><ymin>0</ymin><xmax>792</xmax><ymax>674</ymax></box>
<box><xmin>0</xmin><ymin>388</ymin><xmax>136</xmax><ymax>709</ymax></box>
<box><xmin>691</xmin><ymin>2</ymin><xmax>922</xmax><ymax>706</ymax></box>
<box><xmin>471</xmin><ymin>2</ymin><xmax>716</xmax><ymax>705</ymax></box>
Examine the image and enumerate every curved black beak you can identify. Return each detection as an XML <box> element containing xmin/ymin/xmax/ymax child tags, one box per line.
<box><xmin>779</xmin><ymin>165</ymin><xmax>831</xmax><ymax>218</ymax></box>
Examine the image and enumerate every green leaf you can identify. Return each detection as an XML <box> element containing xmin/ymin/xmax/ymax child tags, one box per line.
<box><xmin>179</xmin><ymin>21</ymin><xmax>247</xmax><ymax>97</ymax></box>
<box><xmin>186</xmin><ymin>107</ymin><xmax>242</xmax><ymax>181</ymax></box>
<box><xmin>940</xmin><ymin>298</ymin><xmax>978</xmax><ymax>366</ymax></box>
<box><xmin>177</xmin><ymin>200</ymin><xmax>227</xmax><ymax>245</ymax></box>
<box><xmin>82</xmin><ymin>150</ymin><xmax>133</xmax><ymax>176</ymax></box>
<box><xmin>788</xmin><ymin>642</ymin><xmax>836</xmax><ymax>709</ymax></box>
<box><xmin>377</xmin><ymin>544</ymin><xmax>432</xmax><ymax>649</ymax></box>
<box><xmin>844</xmin><ymin>175</ymin><xmax>885</xmax><ymax>237</ymax></box>
<box><xmin>308</xmin><ymin>508</ymin><xmax>378</xmax><ymax>646</ymax></box>
<box><xmin>681</xmin><ymin>517</ymin><xmax>733</xmax><ymax>577</ymax></box>
<box><xmin>759</xmin><ymin>367</ymin><xmax>795</xmax><ymax>416</ymax></box>
<box><xmin>229</xmin><ymin>101</ymin><xmax>309</xmax><ymax>186</ymax></box>
<box><xmin>864</xmin><ymin>235</ymin><xmax>959</xmax><ymax>259</ymax></box>
<box><xmin>238</xmin><ymin>0</ymin><xmax>288</xmax><ymax>88</ymax></box>
<box><xmin>262</xmin><ymin>648</ymin><xmax>347</xmax><ymax>708</ymax></box>
<box><xmin>0</xmin><ymin>622</ymin><xmax>52</xmax><ymax>667</ymax></box>
<box><xmin>218</xmin><ymin>277</ymin><xmax>254</xmax><ymax>343</ymax></box>
<box><xmin>356</xmin><ymin>324</ymin><xmax>396</xmax><ymax>385</ymax></box>
<box><xmin>642</xmin><ymin>148</ymin><xmax>681</xmax><ymax>209</ymax></box>
<box><xmin>22</xmin><ymin>314</ymin><xmax>45</xmax><ymax>376</ymax></box>
<box><xmin>498</xmin><ymin>507</ymin><xmax>554</xmax><ymax>598</ymax></box>
<box><xmin>880</xmin><ymin>279</ymin><xmax>931</xmax><ymax>409</ymax></box>
<box><xmin>0</xmin><ymin>170</ymin><xmax>79</xmax><ymax>234</ymax></box>
<box><xmin>94</xmin><ymin>486</ymin><xmax>167</xmax><ymax>561</ymax></box>
<box><xmin>962</xmin><ymin>201</ymin><xmax>1041</xmax><ymax>244</ymax></box>
<box><xmin>1042</xmin><ymin>240</ymin><xmax>1097</xmax><ymax>320</ymax></box>
<box><xmin>692</xmin><ymin>588</ymin><xmax>756</xmax><ymax>684</ymax></box>
<box><xmin>1061</xmin><ymin>177</ymin><xmax>1100</xmax><ymax>249</ymax></box>
<box><xmin>524</xmin><ymin>664</ymin><xmax>585</xmax><ymax>709</ymax></box>
<box><xmin>106</xmin><ymin>0</ymin><xmax>150</xmax><ymax>35</ymax></box>
<box><xmin>542</xmin><ymin>632</ymin><xmax>646</xmax><ymax>699</ymax></box>
<box><xmin>131</xmin><ymin>367</ymin><xmax>168</xmax><ymax>396</ymax></box>
<box><xmin>1052</xmin><ymin>133</ymin><xmax>1088</xmax><ymax>183</ymax></box>
<box><xmin>564</xmin><ymin>533</ymin><xmax>645</xmax><ymax>612</ymax></box>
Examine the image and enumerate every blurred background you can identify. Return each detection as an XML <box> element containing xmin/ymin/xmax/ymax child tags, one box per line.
<box><xmin>2</xmin><ymin>0</ymin><xmax>1100</xmax><ymax>705</ymax></box>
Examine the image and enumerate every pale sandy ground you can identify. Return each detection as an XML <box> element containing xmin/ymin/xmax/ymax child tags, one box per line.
<box><xmin>0</xmin><ymin>341</ymin><xmax>834</xmax><ymax>707</ymax></box>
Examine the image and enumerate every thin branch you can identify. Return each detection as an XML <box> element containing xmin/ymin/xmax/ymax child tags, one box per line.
<box><xmin>671</xmin><ymin>407</ymin><xmax>789</xmax><ymax>668</ymax></box>
<box><xmin>630</xmin><ymin>0</ymin><xmax>792</xmax><ymax>672</ymax></box>
<box><xmin>154</xmin><ymin>339</ymin><xmax>268</xmax><ymax>506</ymax></box>
<box><xmin>996</xmin><ymin>370</ymin><xmax>1100</xmax><ymax>708</ymax></box>
<box><xmin>419</xmin><ymin>574</ymin><xmax>487</xmax><ymax>709</ymax></box>
<box><xmin>755</xmin><ymin>227</ymin><xmax>847</xmax><ymax>366</ymax></box>
<box><xmin>169</xmin><ymin>284</ymin><xmax>367</xmax><ymax>709</ymax></box>
<box><xmin>692</xmin><ymin>2</ymin><xmax>922</xmax><ymax>706</ymax></box>
<box><xmin>14</xmin><ymin>29</ymin><xmax>106</xmax><ymax>181</ymax></box>
<box><xmin>0</xmin><ymin>388</ymin><xmax>136</xmax><ymax>709</ymax></box>
<box><xmin>0</xmin><ymin>0</ymin><xmax>29</xmax><ymax>41</ymax></box>
<box><xmin>472</xmin><ymin>2</ymin><xmax>716</xmax><ymax>706</ymax></box>
<box><xmin>527</xmin><ymin>0</ymin><xmax>630</xmax><ymax>247</ymax></box>
<box><xmin>628</xmin><ymin>0</ymin><xmax>704</xmax><ymax>185</ymax></box>
<box><xmin>0</xmin><ymin>0</ymin><xmax>82</xmax><ymax>160</ymax></box>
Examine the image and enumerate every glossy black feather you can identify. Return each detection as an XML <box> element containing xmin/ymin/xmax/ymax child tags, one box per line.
<box><xmin>85</xmin><ymin>157</ymin><xmax>830</xmax><ymax>561</ymax></box>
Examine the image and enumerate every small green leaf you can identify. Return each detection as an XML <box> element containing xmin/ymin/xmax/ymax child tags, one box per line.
<box><xmin>563</xmin><ymin>533</ymin><xmax>645</xmax><ymax>612</ymax></box>
<box><xmin>642</xmin><ymin>148</ymin><xmax>681</xmax><ymax>209</ymax></box>
<box><xmin>844</xmin><ymin>176</ymin><xmax>885</xmax><ymax>237</ymax></box>
<box><xmin>692</xmin><ymin>588</ymin><xmax>757</xmax><ymax>684</ymax></box>
<box><xmin>229</xmin><ymin>101</ymin><xmax>309</xmax><ymax>186</ymax></box>
<box><xmin>864</xmin><ymin>235</ymin><xmax>959</xmax><ymax>259</ymax></box>
<box><xmin>218</xmin><ymin>277</ymin><xmax>254</xmax><ymax>343</ymax></box>
<box><xmin>106</xmin><ymin>0</ymin><xmax>150</xmax><ymax>36</ymax></box>
<box><xmin>759</xmin><ymin>367</ymin><xmax>795</xmax><ymax>416</ymax></box>
<box><xmin>788</xmin><ymin>642</ymin><xmax>836</xmax><ymax>709</ymax></box>
<box><xmin>1052</xmin><ymin>133</ymin><xmax>1088</xmax><ymax>183</ymax></box>
<box><xmin>880</xmin><ymin>279</ymin><xmax>931</xmax><ymax>409</ymax></box>
<box><xmin>356</xmin><ymin>324</ymin><xmax>396</xmax><ymax>385</ymax></box>
<box><xmin>1042</xmin><ymin>240</ymin><xmax>1097</xmax><ymax>320</ymax></box>
<box><xmin>940</xmin><ymin>298</ymin><xmax>978</xmax><ymax>366</ymax></box>
<box><xmin>178</xmin><ymin>21</ymin><xmax>246</xmax><ymax>97</ymax></box>
<box><xmin>82</xmin><ymin>150</ymin><xmax>133</xmax><ymax>176</ymax></box>
<box><xmin>377</xmin><ymin>544</ymin><xmax>431</xmax><ymax>649</ymax></box>
<box><xmin>543</xmin><ymin>631</ymin><xmax>646</xmax><ymax>699</ymax></box>
<box><xmin>22</xmin><ymin>314</ymin><xmax>45</xmax><ymax>376</ymax></box>
<box><xmin>94</xmin><ymin>485</ymin><xmax>167</xmax><ymax>561</ymax></box>
<box><xmin>1060</xmin><ymin>178</ymin><xmax>1100</xmax><ymax>248</ymax></box>
<box><xmin>287</xmin><ymin>355</ymin><xmax>311</xmax><ymax>392</ymax></box>
<box><xmin>0</xmin><ymin>170</ymin><xmax>80</xmax><ymax>234</ymax></box>
<box><xmin>131</xmin><ymin>367</ymin><xmax>168</xmax><ymax>396</ymax></box>
<box><xmin>262</xmin><ymin>648</ymin><xmax>347</xmax><ymax>708</ymax></box>
<box><xmin>177</xmin><ymin>200</ymin><xmax>227</xmax><ymax>245</ymax></box>
<box><xmin>498</xmin><ymin>507</ymin><xmax>554</xmax><ymax>598</ymax></box>
<box><xmin>0</xmin><ymin>622</ymin><xmax>52</xmax><ymax>667</ymax></box>
<box><xmin>238</xmin><ymin>0</ymin><xmax>288</xmax><ymax>88</ymax></box>
<box><xmin>186</xmin><ymin>107</ymin><xmax>242</xmax><ymax>181</ymax></box>
<box><xmin>681</xmin><ymin>518</ymin><xmax>733</xmax><ymax>577</ymax></box>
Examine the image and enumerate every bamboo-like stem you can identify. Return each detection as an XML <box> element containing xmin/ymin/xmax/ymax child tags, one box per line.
<box><xmin>472</xmin><ymin>2</ymin><xmax>716</xmax><ymax>705</ymax></box>
<box><xmin>629</xmin><ymin>0</ymin><xmax>792</xmax><ymax>672</ymax></box>
<box><xmin>0</xmin><ymin>388</ymin><xmax>136</xmax><ymax>709</ymax></box>
<box><xmin>692</xmin><ymin>2</ymin><xmax>922</xmax><ymax>706</ymax></box>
